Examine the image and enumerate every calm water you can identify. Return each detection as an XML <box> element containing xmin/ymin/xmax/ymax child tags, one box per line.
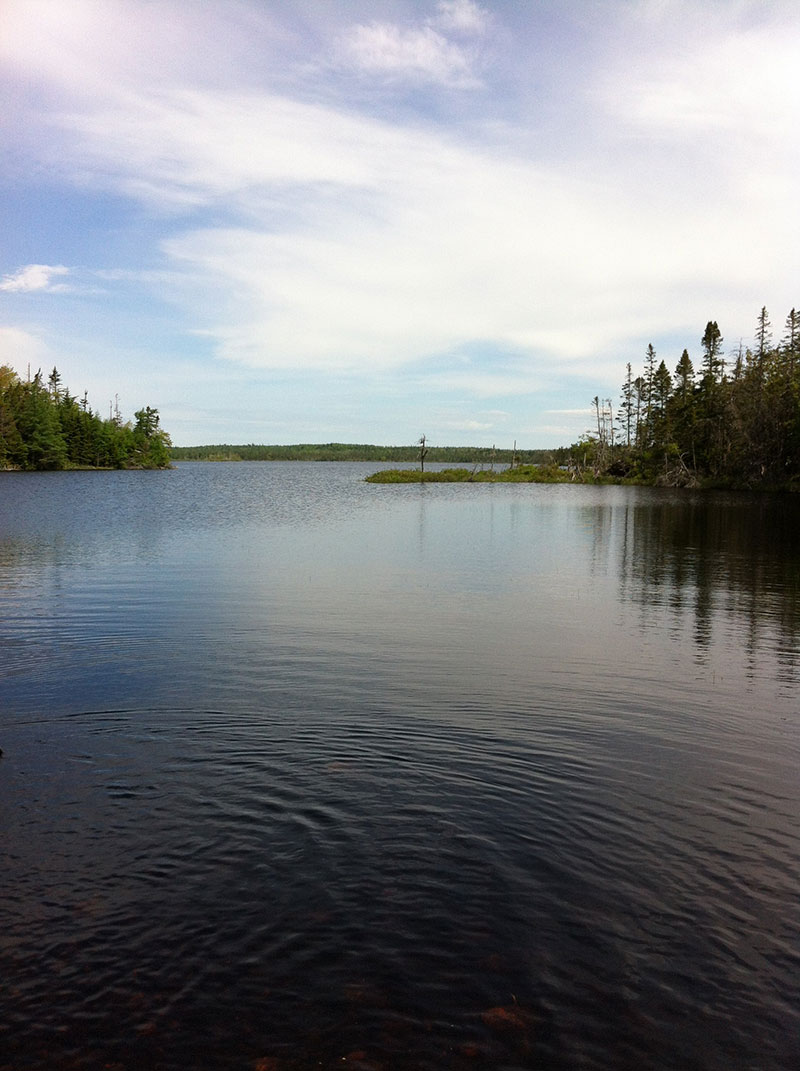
<box><xmin>1</xmin><ymin>462</ymin><xmax>798</xmax><ymax>1070</ymax></box>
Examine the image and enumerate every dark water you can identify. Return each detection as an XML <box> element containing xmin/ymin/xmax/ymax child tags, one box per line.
<box><xmin>1</xmin><ymin>462</ymin><xmax>798</xmax><ymax>1070</ymax></box>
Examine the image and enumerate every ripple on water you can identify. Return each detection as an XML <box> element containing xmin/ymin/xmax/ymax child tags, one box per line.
<box><xmin>1</xmin><ymin>705</ymin><xmax>799</xmax><ymax>1070</ymax></box>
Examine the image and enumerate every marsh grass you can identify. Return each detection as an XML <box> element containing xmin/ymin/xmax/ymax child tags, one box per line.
<box><xmin>365</xmin><ymin>465</ymin><xmax>582</xmax><ymax>484</ymax></box>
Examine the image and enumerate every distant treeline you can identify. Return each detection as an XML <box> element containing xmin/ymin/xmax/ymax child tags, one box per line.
<box><xmin>576</xmin><ymin>307</ymin><xmax>800</xmax><ymax>490</ymax></box>
<box><xmin>0</xmin><ymin>365</ymin><xmax>172</xmax><ymax>470</ymax></box>
<box><xmin>170</xmin><ymin>442</ymin><xmax>565</xmax><ymax>464</ymax></box>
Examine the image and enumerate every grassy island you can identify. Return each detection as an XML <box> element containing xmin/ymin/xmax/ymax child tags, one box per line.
<box><xmin>366</xmin><ymin>464</ymin><xmax>580</xmax><ymax>484</ymax></box>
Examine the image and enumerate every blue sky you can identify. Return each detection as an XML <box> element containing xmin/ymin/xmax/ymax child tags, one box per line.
<box><xmin>1</xmin><ymin>0</ymin><xmax>799</xmax><ymax>448</ymax></box>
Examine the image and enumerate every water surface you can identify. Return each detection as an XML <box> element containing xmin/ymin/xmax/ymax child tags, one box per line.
<box><xmin>1</xmin><ymin>463</ymin><xmax>798</xmax><ymax>1069</ymax></box>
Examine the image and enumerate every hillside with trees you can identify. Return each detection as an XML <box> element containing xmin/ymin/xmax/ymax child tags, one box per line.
<box><xmin>0</xmin><ymin>366</ymin><xmax>171</xmax><ymax>470</ymax></box>
<box><xmin>573</xmin><ymin>307</ymin><xmax>800</xmax><ymax>490</ymax></box>
<box><xmin>169</xmin><ymin>442</ymin><xmax>561</xmax><ymax>465</ymax></box>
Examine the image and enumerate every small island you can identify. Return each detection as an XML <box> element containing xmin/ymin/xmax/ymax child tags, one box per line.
<box><xmin>366</xmin><ymin>464</ymin><xmax>574</xmax><ymax>484</ymax></box>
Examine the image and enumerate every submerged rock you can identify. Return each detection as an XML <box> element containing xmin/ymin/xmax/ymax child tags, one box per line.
<box><xmin>480</xmin><ymin>1002</ymin><xmax>537</xmax><ymax>1034</ymax></box>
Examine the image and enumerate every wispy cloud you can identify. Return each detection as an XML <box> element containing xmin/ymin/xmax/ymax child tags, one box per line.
<box><xmin>44</xmin><ymin>78</ymin><xmax>758</xmax><ymax>378</ymax></box>
<box><xmin>433</xmin><ymin>0</ymin><xmax>490</xmax><ymax>36</ymax></box>
<box><xmin>0</xmin><ymin>326</ymin><xmax>51</xmax><ymax>367</ymax></box>
<box><xmin>597</xmin><ymin>1</ymin><xmax>800</xmax><ymax>154</ymax></box>
<box><xmin>337</xmin><ymin>22</ymin><xmax>478</xmax><ymax>87</ymax></box>
<box><xmin>2</xmin><ymin>0</ymin><xmax>799</xmax><ymax>447</ymax></box>
<box><xmin>23</xmin><ymin>49</ymin><xmax>791</xmax><ymax>394</ymax></box>
<box><xmin>547</xmin><ymin>408</ymin><xmax>596</xmax><ymax>416</ymax></box>
<box><xmin>335</xmin><ymin>0</ymin><xmax>489</xmax><ymax>87</ymax></box>
<box><xmin>0</xmin><ymin>264</ymin><xmax>70</xmax><ymax>293</ymax></box>
<box><xmin>443</xmin><ymin>418</ymin><xmax>494</xmax><ymax>432</ymax></box>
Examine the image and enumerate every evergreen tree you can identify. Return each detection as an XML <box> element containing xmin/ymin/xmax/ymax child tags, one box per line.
<box><xmin>13</xmin><ymin>371</ymin><xmax>68</xmax><ymax>469</ymax></box>
<box><xmin>781</xmin><ymin>308</ymin><xmax>799</xmax><ymax>377</ymax></box>
<box><xmin>695</xmin><ymin>322</ymin><xmax>727</xmax><ymax>476</ymax></box>
<box><xmin>641</xmin><ymin>343</ymin><xmax>658</xmax><ymax>444</ymax></box>
<box><xmin>132</xmin><ymin>406</ymin><xmax>171</xmax><ymax>468</ymax></box>
<box><xmin>754</xmin><ymin>306</ymin><xmax>773</xmax><ymax>371</ymax></box>
<box><xmin>48</xmin><ymin>366</ymin><xmax>63</xmax><ymax>401</ymax></box>
<box><xmin>620</xmin><ymin>363</ymin><xmax>634</xmax><ymax>447</ymax></box>
<box><xmin>0</xmin><ymin>366</ymin><xmax>172</xmax><ymax>471</ymax></box>
<box><xmin>670</xmin><ymin>349</ymin><xmax>696</xmax><ymax>469</ymax></box>
<box><xmin>700</xmin><ymin>321</ymin><xmax>724</xmax><ymax>383</ymax></box>
<box><xmin>580</xmin><ymin>307</ymin><xmax>800</xmax><ymax>488</ymax></box>
<box><xmin>673</xmin><ymin>349</ymin><xmax>694</xmax><ymax>399</ymax></box>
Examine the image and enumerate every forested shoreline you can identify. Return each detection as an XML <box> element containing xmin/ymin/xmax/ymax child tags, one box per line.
<box><xmin>575</xmin><ymin>307</ymin><xmax>800</xmax><ymax>490</ymax></box>
<box><xmin>6</xmin><ymin>304</ymin><xmax>797</xmax><ymax>487</ymax></box>
<box><xmin>0</xmin><ymin>366</ymin><xmax>171</xmax><ymax>470</ymax></box>
<box><xmin>169</xmin><ymin>443</ymin><xmax>562</xmax><ymax>465</ymax></box>
<box><xmin>372</xmin><ymin>307</ymin><xmax>800</xmax><ymax>490</ymax></box>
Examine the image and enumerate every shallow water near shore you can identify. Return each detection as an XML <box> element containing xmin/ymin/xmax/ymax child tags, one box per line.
<box><xmin>1</xmin><ymin>462</ymin><xmax>799</xmax><ymax>1069</ymax></box>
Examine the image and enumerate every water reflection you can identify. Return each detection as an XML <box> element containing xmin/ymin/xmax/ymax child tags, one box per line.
<box><xmin>575</xmin><ymin>490</ymin><xmax>800</xmax><ymax>680</ymax></box>
<box><xmin>1</xmin><ymin>469</ymin><xmax>799</xmax><ymax>1071</ymax></box>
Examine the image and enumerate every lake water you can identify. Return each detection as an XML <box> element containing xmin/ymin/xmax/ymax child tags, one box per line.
<box><xmin>1</xmin><ymin>462</ymin><xmax>798</xmax><ymax>1070</ymax></box>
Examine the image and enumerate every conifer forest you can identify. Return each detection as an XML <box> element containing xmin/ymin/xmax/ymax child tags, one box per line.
<box><xmin>575</xmin><ymin>307</ymin><xmax>800</xmax><ymax>490</ymax></box>
<box><xmin>0</xmin><ymin>365</ymin><xmax>171</xmax><ymax>470</ymax></box>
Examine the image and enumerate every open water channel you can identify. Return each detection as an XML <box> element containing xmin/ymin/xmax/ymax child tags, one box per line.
<box><xmin>1</xmin><ymin>461</ymin><xmax>798</xmax><ymax>1070</ymax></box>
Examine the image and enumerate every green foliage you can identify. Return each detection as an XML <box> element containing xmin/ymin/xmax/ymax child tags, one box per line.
<box><xmin>0</xmin><ymin>365</ymin><xmax>172</xmax><ymax>471</ymax></box>
<box><xmin>365</xmin><ymin>468</ymin><xmax>472</xmax><ymax>483</ymax></box>
<box><xmin>170</xmin><ymin>442</ymin><xmax>562</xmax><ymax>465</ymax></box>
<box><xmin>366</xmin><ymin>464</ymin><xmax>582</xmax><ymax>484</ymax></box>
<box><xmin>579</xmin><ymin>305</ymin><xmax>800</xmax><ymax>490</ymax></box>
<box><xmin>489</xmin><ymin>464</ymin><xmax>578</xmax><ymax>483</ymax></box>
<box><xmin>132</xmin><ymin>406</ymin><xmax>172</xmax><ymax>468</ymax></box>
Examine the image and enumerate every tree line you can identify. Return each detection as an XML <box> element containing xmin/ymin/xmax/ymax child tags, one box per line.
<box><xmin>169</xmin><ymin>442</ymin><xmax>557</xmax><ymax>465</ymax></box>
<box><xmin>0</xmin><ymin>365</ymin><xmax>172</xmax><ymax>470</ymax></box>
<box><xmin>576</xmin><ymin>306</ymin><xmax>800</xmax><ymax>489</ymax></box>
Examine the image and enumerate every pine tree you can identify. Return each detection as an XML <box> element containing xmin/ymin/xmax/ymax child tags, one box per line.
<box><xmin>781</xmin><ymin>308</ymin><xmax>799</xmax><ymax>378</ymax></box>
<box><xmin>0</xmin><ymin>365</ymin><xmax>172</xmax><ymax>470</ymax></box>
<box><xmin>754</xmin><ymin>306</ymin><xmax>773</xmax><ymax>370</ymax></box>
<box><xmin>620</xmin><ymin>363</ymin><xmax>634</xmax><ymax>447</ymax></box>
<box><xmin>700</xmin><ymin>321</ymin><xmax>724</xmax><ymax>383</ymax></box>
<box><xmin>642</xmin><ymin>343</ymin><xmax>657</xmax><ymax>442</ymax></box>
<box><xmin>670</xmin><ymin>349</ymin><xmax>696</xmax><ymax>471</ymax></box>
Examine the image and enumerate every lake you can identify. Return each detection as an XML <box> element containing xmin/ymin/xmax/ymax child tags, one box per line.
<box><xmin>1</xmin><ymin>462</ymin><xmax>798</xmax><ymax>1070</ymax></box>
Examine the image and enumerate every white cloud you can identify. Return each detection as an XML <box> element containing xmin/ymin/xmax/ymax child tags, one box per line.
<box><xmin>599</xmin><ymin>2</ymin><xmax>800</xmax><ymax>151</ymax></box>
<box><xmin>0</xmin><ymin>264</ymin><xmax>70</xmax><ymax>293</ymax></box>
<box><xmin>337</xmin><ymin>21</ymin><xmax>479</xmax><ymax>87</ymax></box>
<box><xmin>443</xmin><ymin>418</ymin><xmax>494</xmax><ymax>431</ymax></box>
<box><xmin>2</xmin><ymin>0</ymin><xmax>799</xmax><ymax>432</ymax></box>
<box><xmin>38</xmin><ymin>67</ymin><xmax>794</xmax><ymax>382</ymax></box>
<box><xmin>417</xmin><ymin>368</ymin><xmax>544</xmax><ymax>399</ymax></box>
<box><xmin>434</xmin><ymin>0</ymin><xmax>490</xmax><ymax>36</ymax></box>
<box><xmin>334</xmin><ymin>0</ymin><xmax>491</xmax><ymax>87</ymax></box>
<box><xmin>547</xmin><ymin>408</ymin><xmax>596</xmax><ymax>416</ymax></box>
<box><xmin>0</xmin><ymin>326</ymin><xmax>51</xmax><ymax>370</ymax></box>
<box><xmin>0</xmin><ymin>0</ymin><xmax>287</xmax><ymax>98</ymax></box>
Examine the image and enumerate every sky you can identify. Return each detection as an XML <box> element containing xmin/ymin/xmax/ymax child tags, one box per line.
<box><xmin>1</xmin><ymin>0</ymin><xmax>799</xmax><ymax>448</ymax></box>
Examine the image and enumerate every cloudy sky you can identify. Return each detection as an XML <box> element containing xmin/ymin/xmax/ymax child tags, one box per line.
<box><xmin>1</xmin><ymin>0</ymin><xmax>798</xmax><ymax>447</ymax></box>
